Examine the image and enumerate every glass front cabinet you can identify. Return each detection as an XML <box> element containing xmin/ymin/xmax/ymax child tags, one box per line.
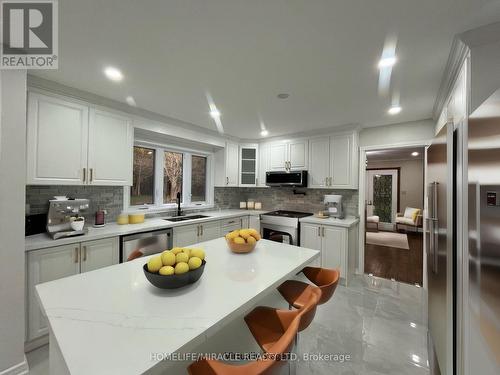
<box><xmin>239</xmin><ymin>144</ymin><xmax>259</xmax><ymax>186</ymax></box>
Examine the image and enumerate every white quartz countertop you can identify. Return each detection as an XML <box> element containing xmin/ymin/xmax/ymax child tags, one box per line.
<box><xmin>25</xmin><ymin>209</ymin><xmax>267</xmax><ymax>251</ymax></box>
<box><xmin>35</xmin><ymin>238</ymin><xmax>319</xmax><ymax>375</ymax></box>
<box><xmin>299</xmin><ymin>216</ymin><xmax>359</xmax><ymax>227</ymax></box>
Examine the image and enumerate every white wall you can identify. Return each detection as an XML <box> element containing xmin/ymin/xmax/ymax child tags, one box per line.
<box><xmin>367</xmin><ymin>158</ymin><xmax>424</xmax><ymax>211</ymax></box>
<box><xmin>0</xmin><ymin>71</ymin><xmax>28</xmax><ymax>373</ymax></box>
<box><xmin>359</xmin><ymin>119</ymin><xmax>435</xmax><ymax>148</ymax></box>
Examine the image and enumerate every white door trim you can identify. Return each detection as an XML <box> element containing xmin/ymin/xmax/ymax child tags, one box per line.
<box><xmin>357</xmin><ymin>140</ymin><xmax>431</xmax><ymax>275</ymax></box>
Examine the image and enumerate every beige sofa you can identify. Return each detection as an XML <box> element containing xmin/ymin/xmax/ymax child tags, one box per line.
<box><xmin>395</xmin><ymin>207</ymin><xmax>422</xmax><ymax>232</ymax></box>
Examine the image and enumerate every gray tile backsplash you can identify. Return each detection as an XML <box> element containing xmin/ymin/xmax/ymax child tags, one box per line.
<box><xmin>26</xmin><ymin>185</ymin><xmax>123</xmax><ymax>224</ymax></box>
<box><xmin>214</xmin><ymin>187</ymin><xmax>359</xmax><ymax>217</ymax></box>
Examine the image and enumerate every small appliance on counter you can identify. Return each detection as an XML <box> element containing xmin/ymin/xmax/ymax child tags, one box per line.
<box><xmin>324</xmin><ymin>194</ymin><xmax>344</xmax><ymax>219</ymax></box>
<box><xmin>94</xmin><ymin>209</ymin><xmax>107</xmax><ymax>227</ymax></box>
<box><xmin>47</xmin><ymin>198</ymin><xmax>90</xmax><ymax>239</ymax></box>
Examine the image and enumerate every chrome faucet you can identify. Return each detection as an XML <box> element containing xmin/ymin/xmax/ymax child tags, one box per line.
<box><xmin>176</xmin><ymin>192</ymin><xmax>183</xmax><ymax>217</ymax></box>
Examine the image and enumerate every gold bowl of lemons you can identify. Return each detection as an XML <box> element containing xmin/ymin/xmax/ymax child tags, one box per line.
<box><xmin>143</xmin><ymin>247</ymin><xmax>206</xmax><ymax>289</ymax></box>
<box><xmin>225</xmin><ymin>228</ymin><xmax>261</xmax><ymax>253</ymax></box>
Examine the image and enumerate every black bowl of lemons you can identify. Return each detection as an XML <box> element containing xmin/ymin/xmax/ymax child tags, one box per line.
<box><xmin>143</xmin><ymin>247</ymin><xmax>206</xmax><ymax>289</ymax></box>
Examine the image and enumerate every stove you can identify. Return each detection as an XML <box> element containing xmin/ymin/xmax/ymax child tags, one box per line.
<box><xmin>260</xmin><ymin>210</ymin><xmax>313</xmax><ymax>246</ymax></box>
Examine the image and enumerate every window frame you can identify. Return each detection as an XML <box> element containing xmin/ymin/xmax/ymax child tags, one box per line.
<box><xmin>125</xmin><ymin>141</ymin><xmax>214</xmax><ymax>212</ymax></box>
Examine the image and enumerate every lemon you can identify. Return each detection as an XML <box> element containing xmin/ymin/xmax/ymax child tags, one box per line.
<box><xmin>239</xmin><ymin>229</ymin><xmax>251</xmax><ymax>239</ymax></box>
<box><xmin>182</xmin><ymin>248</ymin><xmax>191</xmax><ymax>257</ymax></box>
<box><xmin>176</xmin><ymin>252</ymin><xmax>189</xmax><ymax>263</ymax></box>
<box><xmin>234</xmin><ymin>236</ymin><xmax>246</xmax><ymax>244</ymax></box>
<box><xmin>161</xmin><ymin>251</ymin><xmax>176</xmax><ymax>266</ymax></box>
<box><xmin>159</xmin><ymin>266</ymin><xmax>175</xmax><ymax>275</ymax></box>
<box><xmin>226</xmin><ymin>230</ymin><xmax>239</xmax><ymax>240</ymax></box>
<box><xmin>147</xmin><ymin>256</ymin><xmax>163</xmax><ymax>273</ymax></box>
<box><xmin>188</xmin><ymin>256</ymin><xmax>202</xmax><ymax>270</ymax></box>
<box><xmin>190</xmin><ymin>248</ymin><xmax>205</xmax><ymax>260</ymax></box>
<box><xmin>174</xmin><ymin>262</ymin><xmax>189</xmax><ymax>274</ymax></box>
<box><xmin>246</xmin><ymin>236</ymin><xmax>257</xmax><ymax>245</ymax></box>
<box><xmin>171</xmin><ymin>247</ymin><xmax>183</xmax><ymax>255</ymax></box>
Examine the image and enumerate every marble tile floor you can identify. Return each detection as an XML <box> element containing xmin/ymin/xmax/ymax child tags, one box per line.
<box><xmin>27</xmin><ymin>274</ymin><xmax>429</xmax><ymax>374</ymax></box>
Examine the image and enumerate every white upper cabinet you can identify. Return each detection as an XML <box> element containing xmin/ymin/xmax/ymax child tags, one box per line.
<box><xmin>307</xmin><ymin>131</ymin><xmax>358</xmax><ymax>189</ymax></box>
<box><xmin>269</xmin><ymin>139</ymin><xmax>308</xmax><ymax>171</ymax></box>
<box><xmin>289</xmin><ymin>140</ymin><xmax>308</xmax><ymax>169</ymax></box>
<box><xmin>27</xmin><ymin>92</ymin><xmax>133</xmax><ymax>186</ymax></box>
<box><xmin>239</xmin><ymin>144</ymin><xmax>258</xmax><ymax>187</ymax></box>
<box><xmin>27</xmin><ymin>93</ymin><xmax>89</xmax><ymax>185</ymax></box>
<box><xmin>88</xmin><ymin>108</ymin><xmax>133</xmax><ymax>185</ymax></box>
<box><xmin>257</xmin><ymin>143</ymin><xmax>269</xmax><ymax>187</ymax></box>
<box><xmin>269</xmin><ymin>142</ymin><xmax>288</xmax><ymax>170</ymax></box>
<box><xmin>308</xmin><ymin>137</ymin><xmax>330</xmax><ymax>188</ymax></box>
<box><xmin>215</xmin><ymin>141</ymin><xmax>239</xmax><ymax>187</ymax></box>
<box><xmin>330</xmin><ymin>133</ymin><xmax>354</xmax><ymax>188</ymax></box>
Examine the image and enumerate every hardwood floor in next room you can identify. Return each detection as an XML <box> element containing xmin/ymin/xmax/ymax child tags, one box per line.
<box><xmin>364</xmin><ymin>232</ymin><xmax>423</xmax><ymax>285</ymax></box>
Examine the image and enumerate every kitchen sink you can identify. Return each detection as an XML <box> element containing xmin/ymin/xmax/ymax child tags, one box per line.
<box><xmin>164</xmin><ymin>215</ymin><xmax>210</xmax><ymax>222</ymax></box>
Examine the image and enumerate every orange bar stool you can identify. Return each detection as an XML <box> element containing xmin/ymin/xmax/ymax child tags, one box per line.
<box><xmin>244</xmin><ymin>287</ymin><xmax>321</xmax><ymax>352</ymax></box>
<box><xmin>188</xmin><ymin>312</ymin><xmax>301</xmax><ymax>375</ymax></box>
<box><xmin>277</xmin><ymin>267</ymin><xmax>340</xmax><ymax>309</ymax></box>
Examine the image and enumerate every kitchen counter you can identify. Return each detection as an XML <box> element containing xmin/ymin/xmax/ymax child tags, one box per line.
<box><xmin>299</xmin><ymin>216</ymin><xmax>359</xmax><ymax>227</ymax></box>
<box><xmin>35</xmin><ymin>238</ymin><xmax>319</xmax><ymax>375</ymax></box>
<box><xmin>25</xmin><ymin>209</ymin><xmax>268</xmax><ymax>252</ymax></box>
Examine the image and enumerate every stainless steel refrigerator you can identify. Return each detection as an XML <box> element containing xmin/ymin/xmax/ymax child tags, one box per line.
<box><xmin>426</xmin><ymin>122</ymin><xmax>456</xmax><ymax>375</ymax></box>
<box><xmin>467</xmin><ymin>93</ymin><xmax>500</xmax><ymax>375</ymax></box>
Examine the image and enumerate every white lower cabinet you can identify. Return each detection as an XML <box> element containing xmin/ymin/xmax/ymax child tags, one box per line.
<box><xmin>199</xmin><ymin>221</ymin><xmax>221</xmax><ymax>242</ymax></box>
<box><xmin>173</xmin><ymin>221</ymin><xmax>221</xmax><ymax>246</ymax></box>
<box><xmin>300</xmin><ymin>223</ymin><xmax>358</xmax><ymax>285</ymax></box>
<box><xmin>79</xmin><ymin>238</ymin><xmax>119</xmax><ymax>273</ymax></box>
<box><xmin>26</xmin><ymin>237</ymin><xmax>119</xmax><ymax>342</ymax></box>
<box><xmin>173</xmin><ymin>225</ymin><xmax>199</xmax><ymax>247</ymax></box>
<box><xmin>249</xmin><ymin>215</ymin><xmax>260</xmax><ymax>231</ymax></box>
<box><xmin>219</xmin><ymin>215</ymin><xmax>251</xmax><ymax>236</ymax></box>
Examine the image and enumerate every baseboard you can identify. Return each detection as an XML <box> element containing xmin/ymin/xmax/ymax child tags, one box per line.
<box><xmin>24</xmin><ymin>334</ymin><xmax>49</xmax><ymax>353</ymax></box>
<box><xmin>0</xmin><ymin>356</ymin><xmax>29</xmax><ymax>375</ymax></box>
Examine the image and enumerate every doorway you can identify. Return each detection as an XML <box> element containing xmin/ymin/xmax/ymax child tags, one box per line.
<box><xmin>366</xmin><ymin>169</ymin><xmax>399</xmax><ymax>231</ymax></box>
<box><xmin>361</xmin><ymin>146</ymin><xmax>425</xmax><ymax>285</ymax></box>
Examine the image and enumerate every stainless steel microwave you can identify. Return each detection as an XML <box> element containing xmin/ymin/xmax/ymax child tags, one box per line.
<box><xmin>265</xmin><ymin>171</ymin><xmax>308</xmax><ymax>187</ymax></box>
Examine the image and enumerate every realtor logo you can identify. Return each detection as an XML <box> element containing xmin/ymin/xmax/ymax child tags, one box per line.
<box><xmin>1</xmin><ymin>0</ymin><xmax>58</xmax><ymax>69</ymax></box>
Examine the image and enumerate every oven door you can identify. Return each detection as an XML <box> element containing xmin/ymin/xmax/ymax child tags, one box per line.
<box><xmin>262</xmin><ymin>224</ymin><xmax>297</xmax><ymax>245</ymax></box>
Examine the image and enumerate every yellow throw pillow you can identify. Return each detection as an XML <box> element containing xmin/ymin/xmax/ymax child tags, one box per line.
<box><xmin>411</xmin><ymin>209</ymin><xmax>420</xmax><ymax>222</ymax></box>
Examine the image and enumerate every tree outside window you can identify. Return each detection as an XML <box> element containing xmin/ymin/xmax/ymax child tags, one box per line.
<box><xmin>131</xmin><ymin>146</ymin><xmax>155</xmax><ymax>205</ymax></box>
<box><xmin>191</xmin><ymin>156</ymin><xmax>207</xmax><ymax>202</ymax></box>
<box><xmin>164</xmin><ymin>152</ymin><xmax>183</xmax><ymax>204</ymax></box>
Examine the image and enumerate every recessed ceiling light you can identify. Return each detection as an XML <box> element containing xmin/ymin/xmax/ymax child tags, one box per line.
<box><xmin>277</xmin><ymin>93</ymin><xmax>290</xmax><ymax>99</ymax></box>
<box><xmin>104</xmin><ymin>66</ymin><xmax>123</xmax><ymax>82</ymax></box>
<box><xmin>260</xmin><ymin>129</ymin><xmax>269</xmax><ymax>137</ymax></box>
<box><xmin>209</xmin><ymin>109</ymin><xmax>221</xmax><ymax>118</ymax></box>
<box><xmin>388</xmin><ymin>105</ymin><xmax>402</xmax><ymax>115</ymax></box>
<box><xmin>378</xmin><ymin>56</ymin><xmax>397</xmax><ymax>69</ymax></box>
<box><xmin>125</xmin><ymin>96</ymin><xmax>136</xmax><ymax>107</ymax></box>
<box><xmin>411</xmin><ymin>151</ymin><xmax>419</xmax><ymax>157</ymax></box>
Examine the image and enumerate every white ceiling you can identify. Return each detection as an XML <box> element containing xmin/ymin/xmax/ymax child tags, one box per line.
<box><xmin>33</xmin><ymin>0</ymin><xmax>500</xmax><ymax>139</ymax></box>
<box><xmin>367</xmin><ymin>147</ymin><xmax>425</xmax><ymax>161</ymax></box>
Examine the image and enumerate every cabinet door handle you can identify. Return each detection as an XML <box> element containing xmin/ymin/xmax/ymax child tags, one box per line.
<box><xmin>82</xmin><ymin>246</ymin><xmax>87</xmax><ymax>261</ymax></box>
<box><xmin>197</xmin><ymin>225</ymin><xmax>200</xmax><ymax>237</ymax></box>
<box><xmin>322</xmin><ymin>227</ymin><xmax>325</xmax><ymax>237</ymax></box>
<box><xmin>329</xmin><ymin>177</ymin><xmax>333</xmax><ymax>186</ymax></box>
<box><xmin>226</xmin><ymin>177</ymin><xmax>229</xmax><ymax>185</ymax></box>
<box><xmin>200</xmin><ymin>225</ymin><xmax>203</xmax><ymax>236</ymax></box>
<box><xmin>317</xmin><ymin>226</ymin><xmax>321</xmax><ymax>237</ymax></box>
<box><xmin>90</xmin><ymin>168</ymin><xmax>94</xmax><ymax>183</ymax></box>
<box><xmin>74</xmin><ymin>248</ymin><xmax>79</xmax><ymax>263</ymax></box>
<box><xmin>83</xmin><ymin>168</ymin><xmax>86</xmax><ymax>183</ymax></box>
<box><xmin>256</xmin><ymin>177</ymin><xmax>258</xmax><ymax>185</ymax></box>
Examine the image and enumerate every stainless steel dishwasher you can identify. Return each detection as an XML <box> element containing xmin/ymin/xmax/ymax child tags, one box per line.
<box><xmin>120</xmin><ymin>228</ymin><xmax>173</xmax><ymax>262</ymax></box>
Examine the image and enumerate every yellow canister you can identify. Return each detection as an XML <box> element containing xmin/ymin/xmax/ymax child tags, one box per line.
<box><xmin>128</xmin><ymin>213</ymin><xmax>145</xmax><ymax>224</ymax></box>
<box><xmin>116</xmin><ymin>213</ymin><xmax>129</xmax><ymax>225</ymax></box>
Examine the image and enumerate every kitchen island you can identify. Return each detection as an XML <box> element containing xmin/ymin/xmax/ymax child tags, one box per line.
<box><xmin>35</xmin><ymin>238</ymin><xmax>319</xmax><ymax>374</ymax></box>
